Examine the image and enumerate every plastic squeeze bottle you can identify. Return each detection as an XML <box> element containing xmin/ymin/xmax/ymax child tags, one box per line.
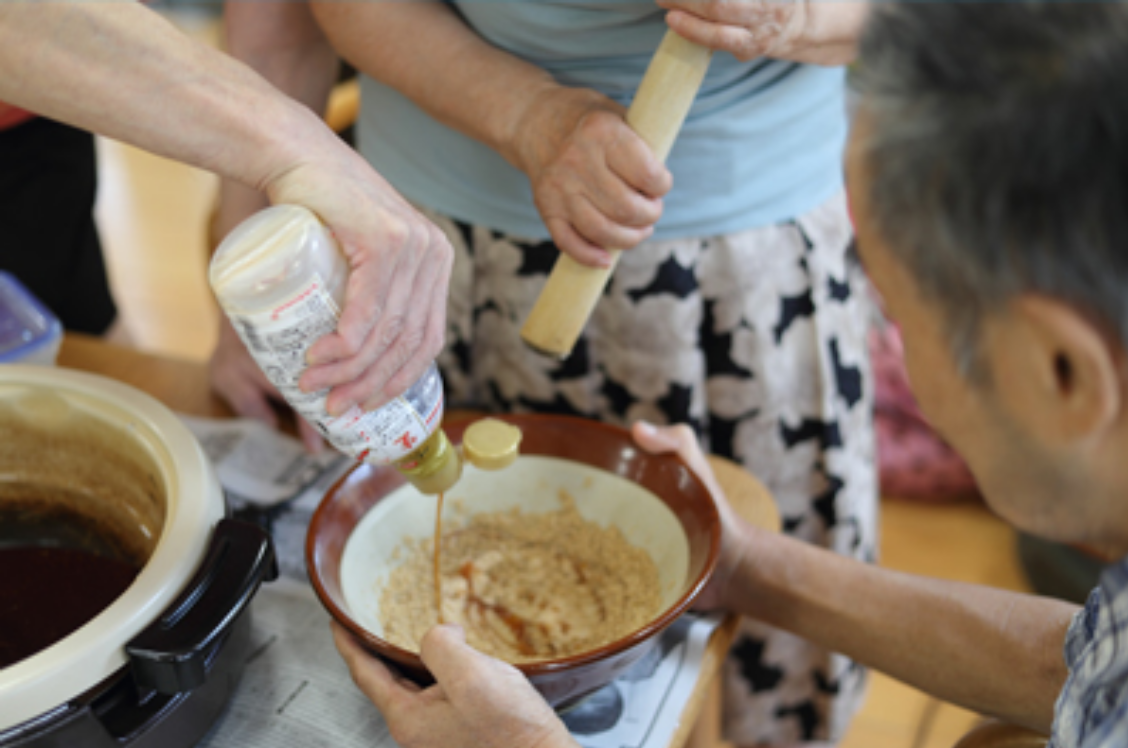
<box><xmin>209</xmin><ymin>205</ymin><xmax>482</xmax><ymax>494</ymax></box>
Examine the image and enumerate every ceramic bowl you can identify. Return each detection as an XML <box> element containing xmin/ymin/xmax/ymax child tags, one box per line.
<box><xmin>306</xmin><ymin>413</ymin><xmax>720</xmax><ymax>708</ymax></box>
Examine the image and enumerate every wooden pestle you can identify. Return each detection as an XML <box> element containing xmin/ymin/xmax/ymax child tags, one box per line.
<box><xmin>519</xmin><ymin>31</ymin><xmax>713</xmax><ymax>359</ymax></box>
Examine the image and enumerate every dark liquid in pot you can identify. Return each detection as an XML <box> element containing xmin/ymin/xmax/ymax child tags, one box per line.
<box><xmin>0</xmin><ymin>546</ymin><xmax>139</xmax><ymax>668</ymax></box>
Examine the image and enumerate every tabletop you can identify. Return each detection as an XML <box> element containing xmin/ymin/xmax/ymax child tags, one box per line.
<box><xmin>56</xmin><ymin>333</ymin><xmax>781</xmax><ymax>748</ymax></box>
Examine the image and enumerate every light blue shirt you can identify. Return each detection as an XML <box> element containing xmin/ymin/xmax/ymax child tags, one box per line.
<box><xmin>1051</xmin><ymin>555</ymin><xmax>1128</xmax><ymax>747</ymax></box>
<box><xmin>356</xmin><ymin>1</ymin><xmax>846</xmax><ymax>240</ymax></box>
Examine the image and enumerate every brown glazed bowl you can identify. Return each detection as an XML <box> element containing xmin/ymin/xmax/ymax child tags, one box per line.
<box><xmin>306</xmin><ymin>413</ymin><xmax>720</xmax><ymax>709</ymax></box>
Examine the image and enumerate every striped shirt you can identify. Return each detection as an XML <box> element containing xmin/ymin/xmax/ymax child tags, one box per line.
<box><xmin>1051</xmin><ymin>555</ymin><xmax>1128</xmax><ymax>747</ymax></box>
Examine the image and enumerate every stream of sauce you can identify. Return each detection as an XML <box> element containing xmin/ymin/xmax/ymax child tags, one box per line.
<box><xmin>433</xmin><ymin>492</ymin><xmax>444</xmax><ymax>624</ymax></box>
<box><xmin>426</xmin><ymin>488</ymin><xmax>614</xmax><ymax>660</ymax></box>
<box><xmin>431</xmin><ymin>495</ymin><xmax>539</xmax><ymax>655</ymax></box>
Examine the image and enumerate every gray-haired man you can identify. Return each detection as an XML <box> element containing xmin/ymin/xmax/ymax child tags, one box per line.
<box><xmin>331</xmin><ymin>3</ymin><xmax>1128</xmax><ymax>747</ymax></box>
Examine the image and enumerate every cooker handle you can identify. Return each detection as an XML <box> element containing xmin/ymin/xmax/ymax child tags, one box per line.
<box><xmin>126</xmin><ymin>518</ymin><xmax>277</xmax><ymax>694</ymax></box>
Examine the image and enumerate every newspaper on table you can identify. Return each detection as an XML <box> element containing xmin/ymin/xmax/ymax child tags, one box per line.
<box><xmin>183</xmin><ymin>414</ymin><xmax>724</xmax><ymax>748</ymax></box>
<box><xmin>180</xmin><ymin>415</ymin><xmax>353</xmax><ymax>510</ymax></box>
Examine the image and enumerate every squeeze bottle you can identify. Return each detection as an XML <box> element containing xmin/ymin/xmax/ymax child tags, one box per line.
<box><xmin>209</xmin><ymin>205</ymin><xmax>465</xmax><ymax>494</ymax></box>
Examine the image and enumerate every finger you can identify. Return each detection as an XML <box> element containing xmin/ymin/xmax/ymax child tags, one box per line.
<box><xmin>664</xmin><ymin>9</ymin><xmax>764</xmax><ymax>60</ymax></box>
<box><xmin>587</xmin><ymin>165</ymin><xmax>666</xmax><ymax>228</ymax></box>
<box><xmin>301</xmin><ymin>253</ymin><xmax>418</xmax><ymax>408</ymax></box>
<box><xmin>331</xmin><ymin>622</ymin><xmax>416</xmax><ymax>714</ymax></box>
<box><xmin>657</xmin><ymin>0</ymin><xmax>750</xmax><ymax>25</ymax></box>
<box><xmin>365</xmin><ymin>276</ymin><xmax>449</xmax><ymax>412</ymax></box>
<box><xmin>604</xmin><ymin>132</ymin><xmax>673</xmax><ymax>200</ymax></box>
<box><xmin>323</xmin><ymin>270</ymin><xmax>434</xmax><ymax>414</ymax></box>
<box><xmin>318</xmin><ymin>349</ymin><xmax>403</xmax><ymax>416</ymax></box>
<box><xmin>631</xmin><ymin>421</ymin><xmax>721</xmax><ymax>495</ymax></box>
<box><xmin>630</xmin><ymin>420</ymin><xmax>681</xmax><ymax>453</ymax></box>
<box><xmin>358</xmin><ymin>224</ymin><xmax>451</xmax><ymax>410</ymax></box>
<box><xmin>545</xmin><ymin>216</ymin><xmax>614</xmax><ymax>268</ymax></box>
<box><xmin>306</xmin><ymin>264</ymin><xmax>412</xmax><ymax>393</ymax></box>
<box><xmin>303</xmin><ymin>308</ymin><xmax>378</xmax><ymax>370</ymax></box>
<box><xmin>306</xmin><ymin>224</ymin><xmax>452</xmax><ymax>410</ymax></box>
<box><xmin>304</xmin><ymin>276</ymin><xmax>384</xmax><ymax>369</ymax></box>
<box><xmin>305</xmin><ymin>212</ymin><xmax>420</xmax><ymax>366</ymax></box>
<box><xmin>419</xmin><ymin>624</ymin><xmax>505</xmax><ymax>700</ymax></box>
<box><xmin>300</xmin><ymin>321</ymin><xmax>387</xmax><ymax>412</ymax></box>
<box><xmin>566</xmin><ymin>193</ymin><xmax>655</xmax><ymax>251</ymax></box>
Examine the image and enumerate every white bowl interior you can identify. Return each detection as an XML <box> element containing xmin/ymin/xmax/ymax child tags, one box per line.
<box><xmin>340</xmin><ymin>455</ymin><xmax>690</xmax><ymax>641</ymax></box>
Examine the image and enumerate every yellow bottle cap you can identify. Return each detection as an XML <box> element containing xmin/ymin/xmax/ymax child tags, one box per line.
<box><xmin>462</xmin><ymin>418</ymin><xmax>522</xmax><ymax>471</ymax></box>
<box><xmin>395</xmin><ymin>429</ymin><xmax>463</xmax><ymax>495</ymax></box>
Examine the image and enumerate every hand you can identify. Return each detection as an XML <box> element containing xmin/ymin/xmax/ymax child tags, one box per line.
<box><xmin>657</xmin><ymin>0</ymin><xmax>868</xmax><ymax>66</ymax></box>
<box><xmin>261</xmin><ymin>142</ymin><xmax>454</xmax><ymax>415</ymax></box>
<box><xmin>208</xmin><ymin>317</ymin><xmax>325</xmax><ymax>452</ymax></box>
<box><xmin>630</xmin><ymin>421</ymin><xmax>754</xmax><ymax>613</ymax></box>
<box><xmin>332</xmin><ymin>622</ymin><xmax>576</xmax><ymax>748</ymax></box>
<box><xmin>512</xmin><ymin>87</ymin><xmax>673</xmax><ymax>267</ymax></box>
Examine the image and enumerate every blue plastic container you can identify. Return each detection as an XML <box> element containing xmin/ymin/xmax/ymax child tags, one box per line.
<box><xmin>0</xmin><ymin>271</ymin><xmax>63</xmax><ymax>365</ymax></box>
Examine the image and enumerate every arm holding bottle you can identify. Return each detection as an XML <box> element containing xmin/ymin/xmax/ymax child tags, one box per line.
<box><xmin>0</xmin><ymin>2</ymin><xmax>452</xmax><ymax>416</ymax></box>
<box><xmin>209</xmin><ymin>1</ymin><xmax>341</xmax><ymax>450</ymax></box>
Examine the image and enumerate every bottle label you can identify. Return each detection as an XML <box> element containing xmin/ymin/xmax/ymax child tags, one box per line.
<box><xmin>228</xmin><ymin>274</ymin><xmax>439</xmax><ymax>464</ymax></box>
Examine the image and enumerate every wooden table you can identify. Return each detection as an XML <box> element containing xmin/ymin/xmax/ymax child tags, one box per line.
<box><xmin>56</xmin><ymin>333</ymin><xmax>781</xmax><ymax>748</ymax></box>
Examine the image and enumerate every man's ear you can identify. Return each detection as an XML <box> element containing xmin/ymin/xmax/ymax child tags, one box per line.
<box><xmin>985</xmin><ymin>295</ymin><xmax>1121</xmax><ymax>447</ymax></box>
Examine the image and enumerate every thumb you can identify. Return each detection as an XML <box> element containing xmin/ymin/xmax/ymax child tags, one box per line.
<box><xmin>632</xmin><ymin>421</ymin><xmax>724</xmax><ymax>502</ymax></box>
<box><xmin>631</xmin><ymin>420</ymin><xmax>682</xmax><ymax>453</ymax></box>
<box><xmin>420</xmin><ymin>624</ymin><xmax>499</xmax><ymax>697</ymax></box>
<box><xmin>632</xmin><ymin>421</ymin><xmax>704</xmax><ymax>464</ymax></box>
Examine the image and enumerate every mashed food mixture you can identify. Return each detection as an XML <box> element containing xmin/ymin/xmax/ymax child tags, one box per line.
<box><xmin>379</xmin><ymin>491</ymin><xmax>662</xmax><ymax>663</ymax></box>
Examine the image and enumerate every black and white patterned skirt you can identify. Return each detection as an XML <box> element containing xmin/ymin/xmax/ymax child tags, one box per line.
<box><xmin>428</xmin><ymin>191</ymin><xmax>877</xmax><ymax>746</ymax></box>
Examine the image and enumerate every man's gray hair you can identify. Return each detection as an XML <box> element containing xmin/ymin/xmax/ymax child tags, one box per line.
<box><xmin>853</xmin><ymin>2</ymin><xmax>1128</xmax><ymax>376</ymax></box>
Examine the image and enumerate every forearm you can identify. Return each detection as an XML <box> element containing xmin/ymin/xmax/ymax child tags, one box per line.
<box><xmin>213</xmin><ymin>2</ymin><xmax>341</xmax><ymax>243</ymax></box>
<box><xmin>733</xmin><ymin>528</ymin><xmax>1076</xmax><ymax>732</ymax></box>
<box><xmin>0</xmin><ymin>2</ymin><xmax>326</xmax><ymax>191</ymax></box>
<box><xmin>311</xmin><ymin>0</ymin><xmax>572</xmax><ymax>171</ymax></box>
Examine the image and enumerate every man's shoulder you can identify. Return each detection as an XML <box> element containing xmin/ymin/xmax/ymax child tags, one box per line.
<box><xmin>1053</xmin><ymin>558</ymin><xmax>1128</xmax><ymax>747</ymax></box>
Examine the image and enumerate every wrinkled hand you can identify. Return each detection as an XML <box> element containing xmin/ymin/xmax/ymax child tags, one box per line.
<box><xmin>332</xmin><ymin>623</ymin><xmax>576</xmax><ymax>748</ymax></box>
<box><xmin>630</xmin><ymin>421</ymin><xmax>753</xmax><ymax>613</ymax></box>
<box><xmin>262</xmin><ymin>141</ymin><xmax>453</xmax><ymax>415</ymax></box>
<box><xmin>512</xmin><ymin>87</ymin><xmax>672</xmax><ymax>267</ymax></box>
<box><xmin>657</xmin><ymin>0</ymin><xmax>868</xmax><ymax>66</ymax></box>
<box><xmin>208</xmin><ymin>317</ymin><xmax>324</xmax><ymax>452</ymax></box>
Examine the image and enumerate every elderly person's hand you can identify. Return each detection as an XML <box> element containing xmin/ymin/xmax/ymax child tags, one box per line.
<box><xmin>209</xmin><ymin>150</ymin><xmax>454</xmax><ymax>423</ymax></box>
<box><xmin>260</xmin><ymin>149</ymin><xmax>454</xmax><ymax>416</ymax></box>
<box><xmin>512</xmin><ymin>87</ymin><xmax>673</xmax><ymax>268</ymax></box>
<box><xmin>207</xmin><ymin>2</ymin><xmax>453</xmax><ymax>425</ymax></box>
<box><xmin>332</xmin><ymin>622</ymin><xmax>577</xmax><ymax>748</ymax></box>
<box><xmin>657</xmin><ymin>0</ymin><xmax>868</xmax><ymax>66</ymax></box>
<box><xmin>0</xmin><ymin>2</ymin><xmax>453</xmax><ymax>419</ymax></box>
<box><xmin>630</xmin><ymin>421</ymin><xmax>755</xmax><ymax>613</ymax></box>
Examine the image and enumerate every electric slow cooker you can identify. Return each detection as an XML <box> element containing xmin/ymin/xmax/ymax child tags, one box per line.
<box><xmin>0</xmin><ymin>366</ymin><xmax>275</xmax><ymax>747</ymax></box>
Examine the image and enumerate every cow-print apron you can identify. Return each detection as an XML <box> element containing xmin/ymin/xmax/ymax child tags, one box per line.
<box><xmin>426</xmin><ymin>191</ymin><xmax>877</xmax><ymax>746</ymax></box>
